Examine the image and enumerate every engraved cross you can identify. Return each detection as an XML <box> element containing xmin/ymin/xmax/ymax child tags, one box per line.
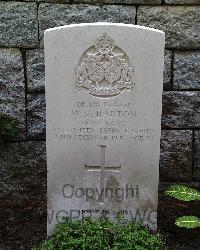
<box><xmin>85</xmin><ymin>145</ymin><xmax>121</xmax><ymax>204</ymax></box>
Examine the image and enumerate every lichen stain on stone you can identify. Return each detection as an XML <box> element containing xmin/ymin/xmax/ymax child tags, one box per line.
<box><xmin>106</xmin><ymin>175</ymin><xmax>119</xmax><ymax>189</ymax></box>
<box><xmin>141</xmin><ymin>199</ymin><xmax>156</xmax><ymax>212</ymax></box>
<box><xmin>105</xmin><ymin>174</ymin><xmax>122</xmax><ymax>206</ymax></box>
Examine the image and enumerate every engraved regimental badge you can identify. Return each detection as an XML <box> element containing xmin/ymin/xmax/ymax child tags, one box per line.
<box><xmin>75</xmin><ymin>33</ymin><xmax>134</xmax><ymax>98</ymax></box>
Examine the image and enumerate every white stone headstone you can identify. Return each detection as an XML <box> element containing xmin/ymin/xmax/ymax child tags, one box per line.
<box><xmin>45</xmin><ymin>23</ymin><xmax>165</xmax><ymax>235</ymax></box>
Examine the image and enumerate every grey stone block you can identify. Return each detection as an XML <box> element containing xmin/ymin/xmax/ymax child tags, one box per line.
<box><xmin>0</xmin><ymin>48</ymin><xmax>25</xmax><ymax>139</ymax></box>
<box><xmin>165</xmin><ymin>0</ymin><xmax>200</xmax><ymax>4</ymax></box>
<box><xmin>75</xmin><ymin>0</ymin><xmax>161</xmax><ymax>4</ymax></box>
<box><xmin>174</xmin><ymin>52</ymin><xmax>200</xmax><ymax>90</ymax></box>
<box><xmin>39</xmin><ymin>4</ymin><xmax>136</xmax><ymax>45</ymax></box>
<box><xmin>137</xmin><ymin>6</ymin><xmax>200</xmax><ymax>49</ymax></box>
<box><xmin>194</xmin><ymin>130</ymin><xmax>200</xmax><ymax>181</ymax></box>
<box><xmin>26</xmin><ymin>50</ymin><xmax>45</xmax><ymax>93</ymax></box>
<box><xmin>0</xmin><ymin>2</ymin><xmax>38</xmax><ymax>48</ymax></box>
<box><xmin>16</xmin><ymin>0</ymin><xmax>70</xmax><ymax>2</ymax></box>
<box><xmin>46</xmin><ymin>0</ymin><xmax>69</xmax><ymax>2</ymax></box>
<box><xmin>27</xmin><ymin>94</ymin><xmax>46</xmax><ymax>139</ymax></box>
<box><xmin>164</xmin><ymin>50</ymin><xmax>172</xmax><ymax>90</ymax></box>
<box><xmin>160</xmin><ymin>130</ymin><xmax>192</xmax><ymax>181</ymax></box>
<box><xmin>162</xmin><ymin>91</ymin><xmax>200</xmax><ymax>128</ymax></box>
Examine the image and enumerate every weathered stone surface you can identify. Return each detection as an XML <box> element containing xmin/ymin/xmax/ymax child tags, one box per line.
<box><xmin>0</xmin><ymin>2</ymin><xmax>38</xmax><ymax>47</ymax></box>
<box><xmin>174</xmin><ymin>52</ymin><xmax>200</xmax><ymax>90</ymax></box>
<box><xmin>162</xmin><ymin>91</ymin><xmax>200</xmax><ymax>128</ymax></box>
<box><xmin>16</xmin><ymin>0</ymin><xmax>70</xmax><ymax>2</ymax></box>
<box><xmin>45</xmin><ymin>23</ymin><xmax>164</xmax><ymax>233</ymax></box>
<box><xmin>194</xmin><ymin>130</ymin><xmax>200</xmax><ymax>181</ymax></box>
<box><xmin>137</xmin><ymin>6</ymin><xmax>200</xmax><ymax>49</ymax></box>
<box><xmin>158</xmin><ymin>182</ymin><xmax>200</xmax><ymax>247</ymax></box>
<box><xmin>160</xmin><ymin>130</ymin><xmax>192</xmax><ymax>181</ymax></box>
<box><xmin>0</xmin><ymin>49</ymin><xmax>25</xmax><ymax>139</ymax></box>
<box><xmin>165</xmin><ymin>0</ymin><xmax>200</xmax><ymax>4</ymax></box>
<box><xmin>27</xmin><ymin>94</ymin><xmax>46</xmax><ymax>139</ymax></box>
<box><xmin>0</xmin><ymin>141</ymin><xmax>46</xmax><ymax>249</ymax></box>
<box><xmin>26</xmin><ymin>50</ymin><xmax>45</xmax><ymax>93</ymax></box>
<box><xmin>42</xmin><ymin>0</ymin><xmax>69</xmax><ymax>2</ymax></box>
<box><xmin>75</xmin><ymin>0</ymin><xmax>161</xmax><ymax>4</ymax></box>
<box><xmin>164</xmin><ymin>50</ymin><xmax>172</xmax><ymax>90</ymax></box>
<box><xmin>39</xmin><ymin>4</ymin><xmax>136</xmax><ymax>44</ymax></box>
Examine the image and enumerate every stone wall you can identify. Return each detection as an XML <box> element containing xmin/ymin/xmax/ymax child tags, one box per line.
<box><xmin>0</xmin><ymin>1</ymin><xmax>199</xmax><ymax>249</ymax></box>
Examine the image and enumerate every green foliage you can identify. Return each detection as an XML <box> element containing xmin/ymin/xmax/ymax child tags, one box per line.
<box><xmin>175</xmin><ymin>216</ymin><xmax>200</xmax><ymax>229</ymax></box>
<box><xmin>34</xmin><ymin>218</ymin><xmax>164</xmax><ymax>250</ymax></box>
<box><xmin>165</xmin><ymin>185</ymin><xmax>200</xmax><ymax>201</ymax></box>
<box><xmin>0</xmin><ymin>113</ymin><xmax>18</xmax><ymax>142</ymax></box>
<box><xmin>165</xmin><ymin>184</ymin><xmax>200</xmax><ymax>229</ymax></box>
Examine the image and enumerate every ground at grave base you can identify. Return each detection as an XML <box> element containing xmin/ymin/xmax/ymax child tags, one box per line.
<box><xmin>164</xmin><ymin>236</ymin><xmax>200</xmax><ymax>250</ymax></box>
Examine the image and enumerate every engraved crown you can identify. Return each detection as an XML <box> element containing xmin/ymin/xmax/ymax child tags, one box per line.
<box><xmin>94</xmin><ymin>33</ymin><xmax>114</xmax><ymax>54</ymax></box>
<box><xmin>75</xmin><ymin>33</ymin><xmax>135</xmax><ymax>97</ymax></box>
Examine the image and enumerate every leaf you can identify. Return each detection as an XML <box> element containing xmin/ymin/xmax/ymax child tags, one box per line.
<box><xmin>175</xmin><ymin>216</ymin><xmax>200</xmax><ymax>229</ymax></box>
<box><xmin>165</xmin><ymin>185</ymin><xmax>200</xmax><ymax>201</ymax></box>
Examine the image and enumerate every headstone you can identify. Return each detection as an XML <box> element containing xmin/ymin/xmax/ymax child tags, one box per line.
<box><xmin>45</xmin><ymin>23</ymin><xmax>165</xmax><ymax>235</ymax></box>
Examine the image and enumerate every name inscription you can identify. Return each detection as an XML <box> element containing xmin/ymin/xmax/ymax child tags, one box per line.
<box><xmin>53</xmin><ymin>100</ymin><xmax>154</xmax><ymax>143</ymax></box>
